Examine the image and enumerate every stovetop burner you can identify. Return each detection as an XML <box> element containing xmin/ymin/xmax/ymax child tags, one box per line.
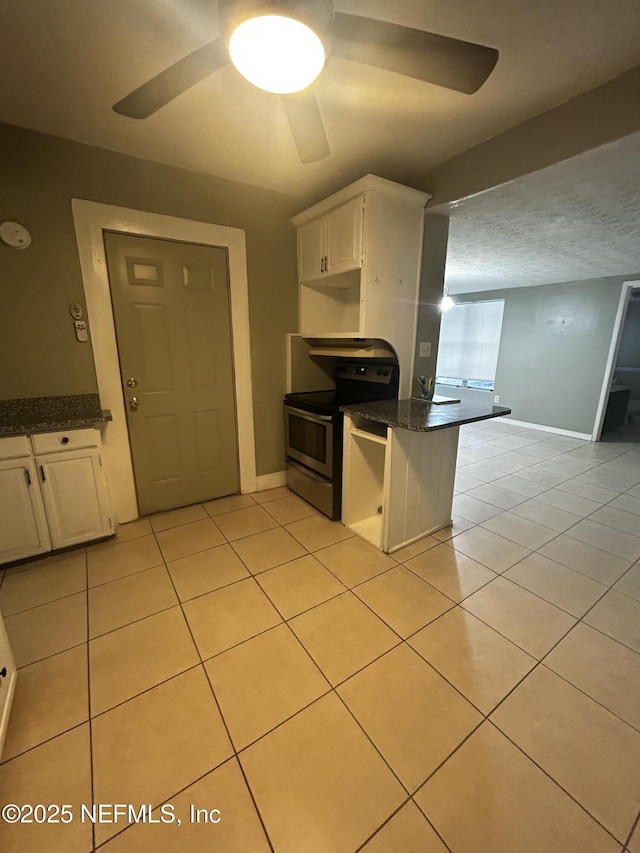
<box><xmin>284</xmin><ymin>389</ymin><xmax>338</xmax><ymax>414</ymax></box>
<box><xmin>284</xmin><ymin>360</ymin><xmax>399</xmax><ymax>415</ymax></box>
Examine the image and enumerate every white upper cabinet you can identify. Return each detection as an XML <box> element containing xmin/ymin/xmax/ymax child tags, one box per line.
<box><xmin>327</xmin><ymin>196</ymin><xmax>364</xmax><ymax>274</ymax></box>
<box><xmin>297</xmin><ymin>216</ymin><xmax>327</xmax><ymax>282</ymax></box>
<box><xmin>297</xmin><ymin>195</ymin><xmax>364</xmax><ymax>281</ymax></box>
<box><xmin>292</xmin><ymin>175</ymin><xmax>431</xmax><ymax>397</ymax></box>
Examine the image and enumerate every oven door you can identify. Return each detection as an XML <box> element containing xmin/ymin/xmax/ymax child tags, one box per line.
<box><xmin>284</xmin><ymin>405</ymin><xmax>334</xmax><ymax>480</ymax></box>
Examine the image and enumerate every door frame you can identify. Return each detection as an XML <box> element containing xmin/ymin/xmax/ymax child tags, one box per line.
<box><xmin>591</xmin><ymin>278</ymin><xmax>640</xmax><ymax>441</ymax></box>
<box><xmin>72</xmin><ymin>199</ymin><xmax>256</xmax><ymax>522</ymax></box>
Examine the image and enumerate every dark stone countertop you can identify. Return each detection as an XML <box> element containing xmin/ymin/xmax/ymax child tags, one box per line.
<box><xmin>0</xmin><ymin>394</ymin><xmax>112</xmax><ymax>437</ymax></box>
<box><xmin>341</xmin><ymin>398</ymin><xmax>512</xmax><ymax>432</ymax></box>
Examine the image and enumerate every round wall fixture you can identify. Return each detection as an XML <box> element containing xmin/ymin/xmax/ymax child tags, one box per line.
<box><xmin>0</xmin><ymin>221</ymin><xmax>32</xmax><ymax>249</ymax></box>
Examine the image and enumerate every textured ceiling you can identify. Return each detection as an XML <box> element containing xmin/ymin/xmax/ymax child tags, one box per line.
<box><xmin>1</xmin><ymin>0</ymin><xmax>640</xmax><ymax>205</ymax></box>
<box><xmin>433</xmin><ymin>131</ymin><xmax>640</xmax><ymax>293</ymax></box>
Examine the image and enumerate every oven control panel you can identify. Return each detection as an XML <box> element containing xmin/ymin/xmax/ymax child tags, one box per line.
<box><xmin>335</xmin><ymin>361</ymin><xmax>396</xmax><ymax>384</ymax></box>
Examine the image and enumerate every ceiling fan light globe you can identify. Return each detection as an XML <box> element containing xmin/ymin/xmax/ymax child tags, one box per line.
<box><xmin>229</xmin><ymin>15</ymin><xmax>325</xmax><ymax>94</ymax></box>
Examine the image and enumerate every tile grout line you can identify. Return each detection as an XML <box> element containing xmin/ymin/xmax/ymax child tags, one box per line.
<box><xmin>353</xmin><ymin>795</ymin><xmax>454</xmax><ymax>853</ymax></box>
<box><xmin>159</xmin><ymin>524</ymin><xmax>279</xmax><ymax>853</ymax></box>
<box><xmin>483</xmin><ymin>718</ymin><xmax>626</xmax><ymax>847</ymax></box>
<box><xmin>82</xmin><ymin>480</ymin><xmax>640</xmax><ymax>832</ymax></box>
<box><xmin>450</xmin><ymin>446</ymin><xmax>640</xmax><ymax>585</ymax></box>
<box><xmin>622</xmin><ymin>806</ymin><xmax>640</xmax><ymax>851</ymax></box>
<box><xmin>3</xmin><ymin>458</ymin><xmax>640</xmax><ymax>848</ymax></box>
<box><xmin>83</xmin><ymin>546</ymin><xmax>97</xmax><ymax>853</ymax></box>
<box><xmin>147</xmin><ymin>509</ymin><xmax>480</xmax><ymax>849</ymax></box>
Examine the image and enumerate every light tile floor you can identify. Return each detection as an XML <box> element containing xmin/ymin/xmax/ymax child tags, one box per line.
<box><xmin>1</xmin><ymin>418</ymin><xmax>640</xmax><ymax>851</ymax></box>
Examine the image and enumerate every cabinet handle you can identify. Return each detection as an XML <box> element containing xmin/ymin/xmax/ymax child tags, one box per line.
<box><xmin>61</xmin><ymin>436</ymin><xmax>70</xmax><ymax>444</ymax></box>
<box><xmin>40</xmin><ymin>465</ymin><xmax>46</xmax><ymax>483</ymax></box>
<box><xmin>0</xmin><ymin>667</ymin><xmax>6</xmax><ymax>678</ymax></box>
<box><xmin>325</xmin><ymin>255</ymin><xmax>328</xmax><ymax>271</ymax></box>
<box><xmin>23</xmin><ymin>467</ymin><xmax>31</xmax><ymax>487</ymax></box>
<box><xmin>320</xmin><ymin>257</ymin><xmax>325</xmax><ymax>273</ymax></box>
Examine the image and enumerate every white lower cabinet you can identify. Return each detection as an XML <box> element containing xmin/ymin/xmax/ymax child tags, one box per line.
<box><xmin>0</xmin><ymin>429</ymin><xmax>112</xmax><ymax>565</ymax></box>
<box><xmin>342</xmin><ymin>414</ymin><xmax>459</xmax><ymax>553</ymax></box>
<box><xmin>341</xmin><ymin>422</ymin><xmax>389</xmax><ymax>548</ymax></box>
<box><xmin>37</xmin><ymin>448</ymin><xmax>111</xmax><ymax>549</ymax></box>
<box><xmin>0</xmin><ymin>456</ymin><xmax>51</xmax><ymax>563</ymax></box>
<box><xmin>0</xmin><ymin>610</ymin><xmax>17</xmax><ymax>759</ymax></box>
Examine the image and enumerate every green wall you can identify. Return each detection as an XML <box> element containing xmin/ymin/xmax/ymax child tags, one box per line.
<box><xmin>436</xmin><ymin>276</ymin><xmax>634</xmax><ymax>435</ymax></box>
<box><xmin>0</xmin><ymin>122</ymin><xmax>299</xmax><ymax>475</ymax></box>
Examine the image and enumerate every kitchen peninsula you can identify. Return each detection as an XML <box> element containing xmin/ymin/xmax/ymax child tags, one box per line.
<box><xmin>341</xmin><ymin>397</ymin><xmax>511</xmax><ymax>553</ymax></box>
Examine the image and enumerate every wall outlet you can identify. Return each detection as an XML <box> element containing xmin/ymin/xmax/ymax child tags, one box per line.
<box><xmin>494</xmin><ymin>395</ymin><xmax>500</xmax><ymax>403</ymax></box>
<box><xmin>419</xmin><ymin>341</ymin><xmax>431</xmax><ymax>357</ymax></box>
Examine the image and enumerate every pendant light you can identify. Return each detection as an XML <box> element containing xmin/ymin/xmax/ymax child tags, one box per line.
<box><xmin>441</xmin><ymin>285</ymin><xmax>454</xmax><ymax>311</ymax></box>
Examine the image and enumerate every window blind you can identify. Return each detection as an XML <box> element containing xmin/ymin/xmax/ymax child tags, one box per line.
<box><xmin>436</xmin><ymin>300</ymin><xmax>505</xmax><ymax>384</ymax></box>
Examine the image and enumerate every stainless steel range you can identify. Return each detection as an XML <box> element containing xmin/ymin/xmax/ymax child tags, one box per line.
<box><xmin>283</xmin><ymin>360</ymin><xmax>399</xmax><ymax>519</ymax></box>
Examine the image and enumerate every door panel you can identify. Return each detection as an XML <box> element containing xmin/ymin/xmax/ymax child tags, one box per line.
<box><xmin>147</xmin><ymin>415</ymin><xmax>181</xmax><ymax>483</ymax></box>
<box><xmin>186</xmin><ymin>306</ymin><xmax>218</xmax><ymax>388</ymax></box>
<box><xmin>194</xmin><ymin>410</ymin><xmax>222</xmax><ymax>473</ymax></box>
<box><xmin>133</xmin><ymin>303</ymin><xmax>174</xmax><ymax>391</ymax></box>
<box><xmin>104</xmin><ymin>232</ymin><xmax>239</xmax><ymax>514</ymax></box>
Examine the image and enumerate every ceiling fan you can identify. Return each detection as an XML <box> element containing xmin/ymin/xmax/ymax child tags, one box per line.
<box><xmin>113</xmin><ymin>0</ymin><xmax>498</xmax><ymax>164</ymax></box>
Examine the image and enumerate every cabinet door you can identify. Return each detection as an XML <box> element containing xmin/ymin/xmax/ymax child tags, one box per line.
<box><xmin>326</xmin><ymin>196</ymin><xmax>364</xmax><ymax>275</ymax></box>
<box><xmin>0</xmin><ymin>458</ymin><xmax>51</xmax><ymax>564</ymax></box>
<box><xmin>37</xmin><ymin>449</ymin><xmax>112</xmax><ymax>549</ymax></box>
<box><xmin>0</xmin><ymin>612</ymin><xmax>17</xmax><ymax>759</ymax></box>
<box><xmin>297</xmin><ymin>217</ymin><xmax>326</xmax><ymax>282</ymax></box>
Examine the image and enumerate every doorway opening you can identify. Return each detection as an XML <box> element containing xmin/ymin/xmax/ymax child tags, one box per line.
<box><xmin>104</xmin><ymin>231</ymin><xmax>240</xmax><ymax>514</ymax></box>
<box><xmin>72</xmin><ymin>200</ymin><xmax>256</xmax><ymax>523</ymax></box>
<box><xmin>593</xmin><ymin>280</ymin><xmax>640</xmax><ymax>442</ymax></box>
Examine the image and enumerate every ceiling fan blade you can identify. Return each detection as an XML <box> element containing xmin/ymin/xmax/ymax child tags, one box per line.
<box><xmin>332</xmin><ymin>12</ymin><xmax>498</xmax><ymax>94</ymax></box>
<box><xmin>281</xmin><ymin>91</ymin><xmax>331</xmax><ymax>164</ymax></box>
<box><xmin>113</xmin><ymin>40</ymin><xmax>228</xmax><ymax>118</ymax></box>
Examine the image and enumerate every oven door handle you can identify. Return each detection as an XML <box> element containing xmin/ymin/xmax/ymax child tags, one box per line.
<box><xmin>283</xmin><ymin>405</ymin><xmax>335</xmax><ymax>424</ymax></box>
<box><xmin>286</xmin><ymin>458</ymin><xmax>332</xmax><ymax>483</ymax></box>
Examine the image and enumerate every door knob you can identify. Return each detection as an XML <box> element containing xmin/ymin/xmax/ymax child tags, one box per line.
<box><xmin>129</xmin><ymin>397</ymin><xmax>140</xmax><ymax>410</ymax></box>
<box><xmin>126</xmin><ymin>377</ymin><xmax>137</xmax><ymax>388</ymax></box>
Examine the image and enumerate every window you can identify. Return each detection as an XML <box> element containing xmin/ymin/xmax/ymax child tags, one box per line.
<box><xmin>436</xmin><ymin>299</ymin><xmax>505</xmax><ymax>391</ymax></box>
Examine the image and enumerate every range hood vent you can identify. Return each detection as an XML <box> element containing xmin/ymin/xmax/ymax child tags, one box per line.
<box><xmin>306</xmin><ymin>338</ymin><xmax>397</xmax><ymax>359</ymax></box>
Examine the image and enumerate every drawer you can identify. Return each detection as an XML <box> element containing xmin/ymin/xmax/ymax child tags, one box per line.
<box><xmin>0</xmin><ymin>435</ymin><xmax>31</xmax><ymax>460</ymax></box>
<box><xmin>31</xmin><ymin>428</ymin><xmax>99</xmax><ymax>454</ymax></box>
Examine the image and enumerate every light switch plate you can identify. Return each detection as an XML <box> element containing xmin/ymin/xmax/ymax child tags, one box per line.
<box><xmin>419</xmin><ymin>341</ymin><xmax>431</xmax><ymax>357</ymax></box>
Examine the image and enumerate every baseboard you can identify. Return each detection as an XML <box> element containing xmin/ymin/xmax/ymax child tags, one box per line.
<box><xmin>501</xmin><ymin>417</ymin><xmax>593</xmax><ymax>441</ymax></box>
<box><xmin>253</xmin><ymin>471</ymin><xmax>287</xmax><ymax>491</ymax></box>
